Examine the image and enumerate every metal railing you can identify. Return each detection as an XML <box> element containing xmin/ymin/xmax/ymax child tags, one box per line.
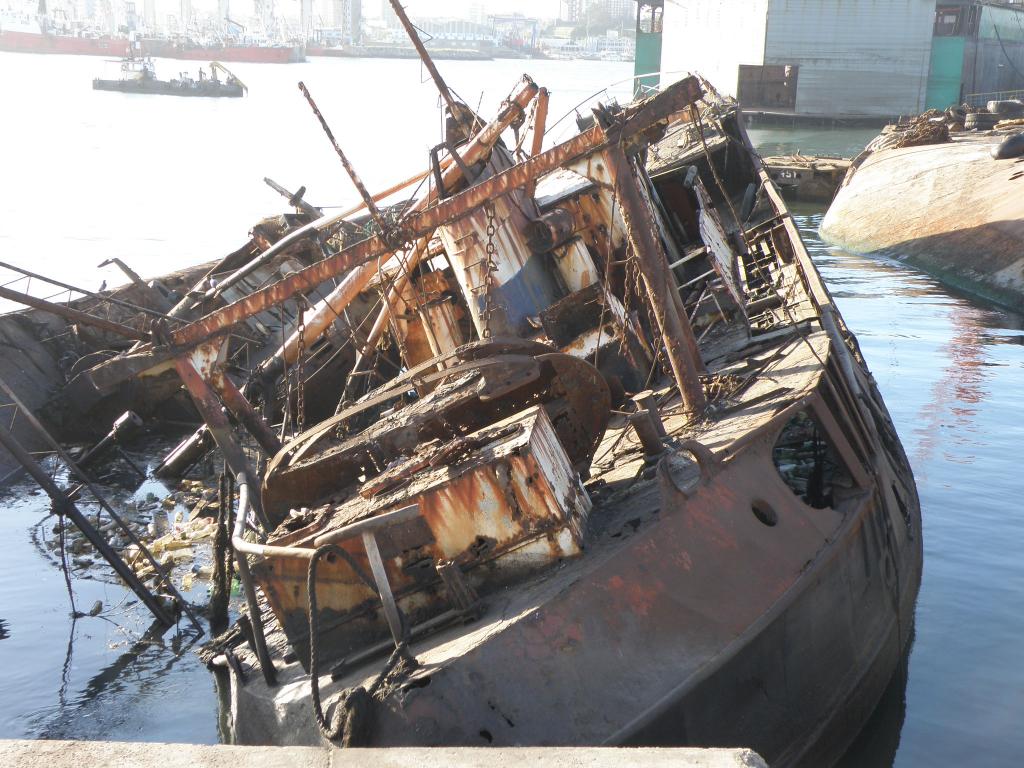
<box><xmin>963</xmin><ymin>89</ymin><xmax>1024</xmax><ymax>108</ymax></box>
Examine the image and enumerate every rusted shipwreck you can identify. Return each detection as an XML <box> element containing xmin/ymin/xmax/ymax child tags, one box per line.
<box><xmin>0</xmin><ymin>29</ymin><xmax>920</xmax><ymax>768</ymax></box>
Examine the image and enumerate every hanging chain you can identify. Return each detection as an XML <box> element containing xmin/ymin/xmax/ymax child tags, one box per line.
<box><xmin>295</xmin><ymin>298</ymin><xmax>307</xmax><ymax>435</ymax></box>
<box><xmin>480</xmin><ymin>201</ymin><xmax>499</xmax><ymax>339</ymax></box>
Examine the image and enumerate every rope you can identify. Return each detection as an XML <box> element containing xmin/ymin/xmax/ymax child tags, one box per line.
<box><xmin>306</xmin><ymin>542</ymin><xmax>415</xmax><ymax>745</ymax></box>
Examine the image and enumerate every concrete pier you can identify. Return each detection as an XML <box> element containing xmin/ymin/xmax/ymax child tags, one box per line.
<box><xmin>0</xmin><ymin>740</ymin><xmax>767</xmax><ymax>768</ymax></box>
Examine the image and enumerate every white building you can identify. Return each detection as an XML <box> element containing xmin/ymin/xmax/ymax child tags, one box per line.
<box><xmin>661</xmin><ymin>0</ymin><xmax>936</xmax><ymax>118</ymax></box>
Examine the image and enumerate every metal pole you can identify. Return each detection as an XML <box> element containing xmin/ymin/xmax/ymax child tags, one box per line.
<box><xmin>298</xmin><ymin>81</ymin><xmax>390</xmax><ymax>237</ymax></box>
<box><xmin>0</xmin><ymin>376</ymin><xmax>202</xmax><ymax>632</ymax></box>
<box><xmin>387</xmin><ymin>0</ymin><xmax>470</xmax><ymax>131</ymax></box>
<box><xmin>604</xmin><ymin>147</ymin><xmax>706</xmax><ymax>417</ymax></box>
<box><xmin>0</xmin><ymin>424</ymin><xmax>175</xmax><ymax>628</ymax></box>
<box><xmin>233</xmin><ymin>475</ymin><xmax>277</xmax><ymax>686</ymax></box>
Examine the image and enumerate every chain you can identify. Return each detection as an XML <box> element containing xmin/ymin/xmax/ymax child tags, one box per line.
<box><xmin>295</xmin><ymin>298</ymin><xmax>307</xmax><ymax>434</ymax></box>
<box><xmin>480</xmin><ymin>201</ymin><xmax>499</xmax><ymax>339</ymax></box>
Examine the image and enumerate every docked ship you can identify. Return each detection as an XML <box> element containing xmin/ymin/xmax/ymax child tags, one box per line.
<box><xmin>140</xmin><ymin>36</ymin><xmax>303</xmax><ymax>64</ymax></box>
<box><xmin>0</xmin><ymin>0</ymin><xmax>302</xmax><ymax>62</ymax></box>
<box><xmin>0</xmin><ymin>4</ymin><xmax>128</xmax><ymax>56</ymax></box>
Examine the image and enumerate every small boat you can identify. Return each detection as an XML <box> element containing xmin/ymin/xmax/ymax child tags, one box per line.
<box><xmin>762</xmin><ymin>152</ymin><xmax>851</xmax><ymax>202</ymax></box>
<box><xmin>92</xmin><ymin>57</ymin><xmax>247</xmax><ymax>98</ymax></box>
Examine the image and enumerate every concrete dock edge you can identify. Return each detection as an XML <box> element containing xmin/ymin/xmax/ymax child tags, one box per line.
<box><xmin>0</xmin><ymin>740</ymin><xmax>768</xmax><ymax>768</ymax></box>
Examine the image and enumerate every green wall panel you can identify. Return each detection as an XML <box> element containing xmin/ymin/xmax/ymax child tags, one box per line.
<box><xmin>926</xmin><ymin>36</ymin><xmax>965</xmax><ymax>109</ymax></box>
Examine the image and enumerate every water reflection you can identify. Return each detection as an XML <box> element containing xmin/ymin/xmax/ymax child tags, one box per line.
<box><xmin>792</xmin><ymin>203</ymin><xmax>1024</xmax><ymax>768</ymax></box>
<box><xmin>34</xmin><ymin>621</ymin><xmax>204</xmax><ymax>741</ymax></box>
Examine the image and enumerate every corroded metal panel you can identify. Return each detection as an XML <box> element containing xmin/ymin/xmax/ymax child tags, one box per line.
<box><xmin>253</xmin><ymin>405</ymin><xmax>591</xmax><ymax>666</ymax></box>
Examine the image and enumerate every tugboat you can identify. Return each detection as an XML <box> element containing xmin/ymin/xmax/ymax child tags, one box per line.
<box><xmin>92</xmin><ymin>57</ymin><xmax>246</xmax><ymax>98</ymax></box>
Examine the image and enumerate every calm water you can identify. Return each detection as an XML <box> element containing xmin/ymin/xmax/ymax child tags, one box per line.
<box><xmin>2</xmin><ymin>55</ymin><xmax>1023</xmax><ymax>765</ymax></box>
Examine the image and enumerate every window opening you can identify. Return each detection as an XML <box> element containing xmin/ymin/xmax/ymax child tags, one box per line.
<box><xmin>772</xmin><ymin>410</ymin><xmax>856</xmax><ymax>509</ymax></box>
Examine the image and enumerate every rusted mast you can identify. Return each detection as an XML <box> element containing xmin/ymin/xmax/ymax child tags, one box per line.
<box><xmin>604</xmin><ymin>147</ymin><xmax>706</xmax><ymax>417</ymax></box>
<box><xmin>298</xmin><ymin>81</ymin><xmax>390</xmax><ymax>236</ymax></box>
<box><xmin>170</xmin><ymin>79</ymin><xmax>701</xmax><ymax>349</ymax></box>
<box><xmin>387</xmin><ymin>0</ymin><xmax>472</xmax><ymax>131</ymax></box>
<box><xmin>257</xmin><ymin>79</ymin><xmax>539</xmax><ymax>373</ymax></box>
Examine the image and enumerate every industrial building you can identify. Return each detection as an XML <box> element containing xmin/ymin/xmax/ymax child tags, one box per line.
<box><xmin>661</xmin><ymin>0</ymin><xmax>1024</xmax><ymax>120</ymax></box>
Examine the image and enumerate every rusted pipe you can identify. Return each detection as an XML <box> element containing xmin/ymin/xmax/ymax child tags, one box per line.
<box><xmin>605</xmin><ymin>147</ymin><xmax>707</xmax><ymax>417</ymax></box>
<box><xmin>632</xmin><ymin>390</ymin><xmax>667</xmax><ymax>437</ymax></box>
<box><xmin>629</xmin><ymin>410</ymin><xmax>666</xmax><ymax>460</ymax></box>
<box><xmin>231</xmin><ymin>474</ymin><xmax>277</xmax><ymax>686</ymax></box>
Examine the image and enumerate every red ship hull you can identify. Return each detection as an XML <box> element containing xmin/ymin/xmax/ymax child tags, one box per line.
<box><xmin>140</xmin><ymin>39</ymin><xmax>304</xmax><ymax>63</ymax></box>
<box><xmin>0</xmin><ymin>29</ymin><xmax>129</xmax><ymax>56</ymax></box>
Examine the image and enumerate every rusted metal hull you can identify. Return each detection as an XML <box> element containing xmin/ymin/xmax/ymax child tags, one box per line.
<box><xmin>231</xmin><ymin>358</ymin><xmax>921</xmax><ymax>766</ymax></box>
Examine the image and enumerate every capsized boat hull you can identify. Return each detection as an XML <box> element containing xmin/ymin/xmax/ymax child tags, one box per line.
<box><xmin>820</xmin><ymin>137</ymin><xmax>1024</xmax><ymax>311</ymax></box>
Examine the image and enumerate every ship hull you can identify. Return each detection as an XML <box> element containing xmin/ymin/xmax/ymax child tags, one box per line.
<box><xmin>93</xmin><ymin>77</ymin><xmax>244</xmax><ymax>97</ymax></box>
<box><xmin>0</xmin><ymin>29</ymin><xmax>129</xmax><ymax>56</ymax></box>
<box><xmin>140</xmin><ymin>39</ymin><xmax>304</xmax><ymax>63</ymax></box>
<box><xmin>231</xmin><ymin>392</ymin><xmax>921</xmax><ymax>768</ymax></box>
<box><xmin>820</xmin><ymin>137</ymin><xmax>1024</xmax><ymax>312</ymax></box>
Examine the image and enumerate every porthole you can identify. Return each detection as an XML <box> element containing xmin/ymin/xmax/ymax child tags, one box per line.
<box><xmin>752</xmin><ymin>499</ymin><xmax>778</xmax><ymax>527</ymax></box>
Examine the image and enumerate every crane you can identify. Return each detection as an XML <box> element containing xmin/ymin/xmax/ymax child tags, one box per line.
<box><xmin>209</xmin><ymin>61</ymin><xmax>248</xmax><ymax>94</ymax></box>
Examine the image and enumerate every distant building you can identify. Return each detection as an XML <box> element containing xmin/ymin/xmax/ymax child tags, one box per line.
<box><xmin>562</xmin><ymin>0</ymin><xmax>584</xmax><ymax>23</ymax></box>
<box><xmin>662</xmin><ymin>0</ymin><xmax>1024</xmax><ymax>119</ymax></box>
<box><xmin>491</xmin><ymin>14</ymin><xmax>541</xmax><ymax>50</ymax></box>
<box><xmin>927</xmin><ymin>2</ymin><xmax>1024</xmax><ymax>106</ymax></box>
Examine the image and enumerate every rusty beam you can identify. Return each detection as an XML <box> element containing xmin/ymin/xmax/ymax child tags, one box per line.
<box><xmin>208</xmin><ymin>368</ymin><xmax>283</xmax><ymax>457</ymax></box>
<box><xmin>172</xmin><ymin>355</ymin><xmax>273</xmax><ymax>530</ymax></box>
<box><xmin>170</xmin><ymin>77</ymin><xmax>702</xmax><ymax>350</ymax></box>
<box><xmin>604</xmin><ymin>147</ymin><xmax>706</xmax><ymax>417</ymax></box>
<box><xmin>0</xmin><ymin>423</ymin><xmax>175</xmax><ymax>627</ymax></box>
<box><xmin>0</xmin><ymin>284</ymin><xmax>149</xmax><ymax>341</ymax></box>
<box><xmin>525</xmin><ymin>87</ymin><xmax>550</xmax><ymax>199</ymax></box>
<box><xmin>530</xmin><ymin>87</ymin><xmax>550</xmax><ymax>157</ymax></box>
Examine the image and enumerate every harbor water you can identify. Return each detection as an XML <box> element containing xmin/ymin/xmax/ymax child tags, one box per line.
<box><xmin>1</xmin><ymin>54</ymin><xmax>1023</xmax><ymax>765</ymax></box>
